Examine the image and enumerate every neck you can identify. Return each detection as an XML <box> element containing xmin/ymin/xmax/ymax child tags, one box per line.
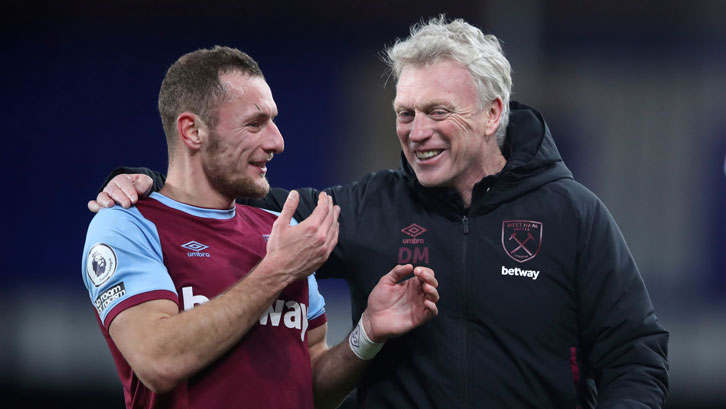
<box><xmin>160</xmin><ymin>156</ymin><xmax>236</xmax><ymax>210</ymax></box>
<box><xmin>457</xmin><ymin>146</ymin><xmax>507</xmax><ymax>208</ymax></box>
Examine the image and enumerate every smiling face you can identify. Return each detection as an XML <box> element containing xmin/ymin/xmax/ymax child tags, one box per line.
<box><xmin>200</xmin><ymin>71</ymin><xmax>284</xmax><ymax>199</ymax></box>
<box><xmin>394</xmin><ymin>59</ymin><xmax>503</xmax><ymax>200</ymax></box>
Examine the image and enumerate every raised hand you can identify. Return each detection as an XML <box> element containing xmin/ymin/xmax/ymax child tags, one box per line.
<box><xmin>362</xmin><ymin>264</ymin><xmax>439</xmax><ymax>343</ymax></box>
<box><xmin>88</xmin><ymin>174</ymin><xmax>154</xmax><ymax>212</ymax></box>
<box><xmin>263</xmin><ymin>190</ymin><xmax>340</xmax><ymax>282</ymax></box>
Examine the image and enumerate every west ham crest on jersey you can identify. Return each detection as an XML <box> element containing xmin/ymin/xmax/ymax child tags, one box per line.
<box><xmin>501</xmin><ymin>220</ymin><xmax>542</xmax><ymax>263</ymax></box>
<box><xmin>86</xmin><ymin>243</ymin><xmax>117</xmax><ymax>286</ymax></box>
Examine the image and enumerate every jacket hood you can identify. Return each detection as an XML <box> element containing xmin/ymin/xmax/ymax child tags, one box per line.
<box><xmin>400</xmin><ymin>101</ymin><xmax>573</xmax><ymax>214</ymax></box>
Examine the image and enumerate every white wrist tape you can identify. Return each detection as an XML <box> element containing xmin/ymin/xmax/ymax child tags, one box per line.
<box><xmin>348</xmin><ymin>316</ymin><xmax>384</xmax><ymax>360</ymax></box>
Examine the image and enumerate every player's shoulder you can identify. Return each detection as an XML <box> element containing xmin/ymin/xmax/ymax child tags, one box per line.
<box><xmin>236</xmin><ymin>203</ymin><xmax>300</xmax><ymax>226</ymax></box>
<box><xmin>85</xmin><ymin>204</ymin><xmax>160</xmax><ymax>248</ymax></box>
<box><xmin>89</xmin><ymin>205</ymin><xmax>146</xmax><ymax>231</ymax></box>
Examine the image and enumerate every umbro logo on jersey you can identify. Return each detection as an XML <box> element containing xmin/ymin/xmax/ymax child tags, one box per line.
<box><xmin>398</xmin><ymin>223</ymin><xmax>430</xmax><ymax>264</ymax></box>
<box><xmin>181</xmin><ymin>241</ymin><xmax>211</xmax><ymax>258</ymax></box>
<box><xmin>401</xmin><ymin>223</ymin><xmax>427</xmax><ymax>243</ymax></box>
<box><xmin>181</xmin><ymin>241</ymin><xmax>208</xmax><ymax>251</ymax></box>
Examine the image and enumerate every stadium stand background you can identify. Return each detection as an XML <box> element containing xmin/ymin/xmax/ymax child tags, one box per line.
<box><xmin>3</xmin><ymin>1</ymin><xmax>725</xmax><ymax>407</ymax></box>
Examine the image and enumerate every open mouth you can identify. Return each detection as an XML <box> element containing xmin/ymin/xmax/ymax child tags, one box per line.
<box><xmin>249</xmin><ymin>161</ymin><xmax>268</xmax><ymax>174</ymax></box>
<box><xmin>415</xmin><ymin>150</ymin><xmax>444</xmax><ymax>160</ymax></box>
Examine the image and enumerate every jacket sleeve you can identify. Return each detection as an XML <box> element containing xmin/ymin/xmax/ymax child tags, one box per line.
<box><xmin>576</xmin><ymin>196</ymin><xmax>669</xmax><ymax>408</ymax></box>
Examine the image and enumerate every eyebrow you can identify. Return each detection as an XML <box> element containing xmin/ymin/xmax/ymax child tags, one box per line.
<box><xmin>393</xmin><ymin>99</ymin><xmax>454</xmax><ymax>112</ymax></box>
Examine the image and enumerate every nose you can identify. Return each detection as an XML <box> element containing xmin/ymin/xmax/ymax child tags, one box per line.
<box><xmin>409</xmin><ymin>112</ymin><xmax>434</xmax><ymax>143</ymax></box>
<box><xmin>264</xmin><ymin>121</ymin><xmax>284</xmax><ymax>154</ymax></box>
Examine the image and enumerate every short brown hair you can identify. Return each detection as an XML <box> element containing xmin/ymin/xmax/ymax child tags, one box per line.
<box><xmin>158</xmin><ymin>46</ymin><xmax>264</xmax><ymax>145</ymax></box>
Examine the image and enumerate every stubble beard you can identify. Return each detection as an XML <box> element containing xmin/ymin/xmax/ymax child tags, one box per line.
<box><xmin>201</xmin><ymin>130</ymin><xmax>270</xmax><ymax>200</ymax></box>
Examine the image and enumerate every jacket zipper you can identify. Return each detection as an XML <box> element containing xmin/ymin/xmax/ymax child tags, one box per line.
<box><xmin>461</xmin><ymin>214</ymin><xmax>470</xmax><ymax>407</ymax></box>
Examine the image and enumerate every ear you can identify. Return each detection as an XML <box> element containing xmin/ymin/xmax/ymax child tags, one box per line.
<box><xmin>176</xmin><ymin>112</ymin><xmax>208</xmax><ymax>150</ymax></box>
<box><xmin>483</xmin><ymin>98</ymin><xmax>503</xmax><ymax>137</ymax></box>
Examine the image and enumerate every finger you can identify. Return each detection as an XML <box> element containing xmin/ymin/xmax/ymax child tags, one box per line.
<box><xmin>116</xmin><ymin>178</ymin><xmax>140</xmax><ymax>203</ymax></box>
<box><xmin>88</xmin><ymin>200</ymin><xmax>101</xmax><ymax>213</ymax></box>
<box><xmin>381</xmin><ymin>264</ymin><xmax>414</xmax><ymax>285</ymax></box>
<box><xmin>303</xmin><ymin>192</ymin><xmax>330</xmax><ymax>226</ymax></box>
<box><xmin>422</xmin><ymin>283</ymin><xmax>440</xmax><ymax>303</ymax></box>
<box><xmin>106</xmin><ymin>174</ymin><xmax>135</xmax><ymax>201</ymax></box>
<box><xmin>324</xmin><ymin>205</ymin><xmax>341</xmax><ymax>254</ymax></box>
<box><xmin>322</xmin><ymin>196</ymin><xmax>336</xmax><ymax>235</ymax></box>
<box><xmin>414</xmin><ymin>267</ymin><xmax>438</xmax><ymax>288</ymax></box>
<box><xmin>111</xmin><ymin>174</ymin><xmax>146</xmax><ymax>204</ymax></box>
<box><xmin>104</xmin><ymin>184</ymin><xmax>131</xmax><ymax>208</ymax></box>
<box><xmin>332</xmin><ymin>204</ymin><xmax>341</xmax><ymax>234</ymax></box>
<box><xmin>323</xmin><ymin>204</ymin><xmax>340</xmax><ymax>249</ymax></box>
<box><xmin>423</xmin><ymin>300</ymin><xmax>438</xmax><ymax>316</ymax></box>
<box><xmin>132</xmin><ymin>174</ymin><xmax>154</xmax><ymax>196</ymax></box>
<box><xmin>96</xmin><ymin>191</ymin><xmax>116</xmax><ymax>208</ymax></box>
<box><xmin>327</xmin><ymin>194</ymin><xmax>334</xmax><ymax>219</ymax></box>
<box><xmin>275</xmin><ymin>190</ymin><xmax>299</xmax><ymax>227</ymax></box>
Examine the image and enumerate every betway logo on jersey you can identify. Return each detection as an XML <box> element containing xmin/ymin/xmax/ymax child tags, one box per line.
<box><xmin>181</xmin><ymin>241</ymin><xmax>211</xmax><ymax>258</ymax></box>
<box><xmin>181</xmin><ymin>287</ymin><xmax>309</xmax><ymax>341</ymax></box>
<box><xmin>259</xmin><ymin>299</ymin><xmax>309</xmax><ymax>342</ymax></box>
<box><xmin>182</xmin><ymin>286</ymin><xmax>210</xmax><ymax>310</ymax></box>
<box><xmin>501</xmin><ymin>266</ymin><xmax>540</xmax><ymax>280</ymax></box>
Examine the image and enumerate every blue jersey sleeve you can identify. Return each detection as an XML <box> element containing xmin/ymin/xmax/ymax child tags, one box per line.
<box><xmin>82</xmin><ymin>206</ymin><xmax>177</xmax><ymax>327</ymax></box>
<box><xmin>307</xmin><ymin>274</ymin><xmax>326</xmax><ymax>320</ymax></box>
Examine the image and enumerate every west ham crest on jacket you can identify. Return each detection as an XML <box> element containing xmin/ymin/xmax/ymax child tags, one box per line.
<box><xmin>501</xmin><ymin>220</ymin><xmax>542</xmax><ymax>263</ymax></box>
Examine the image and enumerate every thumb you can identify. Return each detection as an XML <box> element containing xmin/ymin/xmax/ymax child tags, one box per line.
<box><xmin>382</xmin><ymin>264</ymin><xmax>414</xmax><ymax>285</ymax></box>
<box><xmin>277</xmin><ymin>190</ymin><xmax>299</xmax><ymax>226</ymax></box>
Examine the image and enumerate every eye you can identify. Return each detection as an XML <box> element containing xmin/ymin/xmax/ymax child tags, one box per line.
<box><xmin>429</xmin><ymin>109</ymin><xmax>451</xmax><ymax>120</ymax></box>
<box><xmin>247</xmin><ymin>121</ymin><xmax>261</xmax><ymax>128</ymax></box>
<box><xmin>396</xmin><ymin>110</ymin><xmax>414</xmax><ymax>123</ymax></box>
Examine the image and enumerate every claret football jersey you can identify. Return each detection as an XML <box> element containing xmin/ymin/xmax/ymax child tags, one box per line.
<box><xmin>82</xmin><ymin>192</ymin><xmax>326</xmax><ymax>409</ymax></box>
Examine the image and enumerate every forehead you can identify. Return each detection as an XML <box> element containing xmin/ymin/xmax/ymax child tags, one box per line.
<box><xmin>218</xmin><ymin>71</ymin><xmax>276</xmax><ymax>113</ymax></box>
<box><xmin>394</xmin><ymin>60</ymin><xmax>479</xmax><ymax>108</ymax></box>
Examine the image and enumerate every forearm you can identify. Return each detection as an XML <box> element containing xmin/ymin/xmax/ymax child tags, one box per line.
<box><xmin>310</xmin><ymin>264</ymin><xmax>439</xmax><ymax>409</ymax></box>
<box><xmin>112</xmin><ymin>260</ymin><xmax>294</xmax><ymax>392</ymax></box>
<box><xmin>311</xmin><ymin>339</ymin><xmax>370</xmax><ymax>409</ymax></box>
<box><xmin>172</xmin><ymin>263</ymin><xmax>293</xmax><ymax>365</ymax></box>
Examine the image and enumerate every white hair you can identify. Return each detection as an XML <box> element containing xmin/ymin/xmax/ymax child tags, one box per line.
<box><xmin>385</xmin><ymin>16</ymin><xmax>513</xmax><ymax>147</ymax></box>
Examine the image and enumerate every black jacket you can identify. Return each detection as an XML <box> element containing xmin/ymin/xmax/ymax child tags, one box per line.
<box><xmin>112</xmin><ymin>102</ymin><xmax>669</xmax><ymax>408</ymax></box>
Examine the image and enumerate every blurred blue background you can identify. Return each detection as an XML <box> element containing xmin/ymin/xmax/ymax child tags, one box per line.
<box><xmin>2</xmin><ymin>0</ymin><xmax>725</xmax><ymax>407</ymax></box>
